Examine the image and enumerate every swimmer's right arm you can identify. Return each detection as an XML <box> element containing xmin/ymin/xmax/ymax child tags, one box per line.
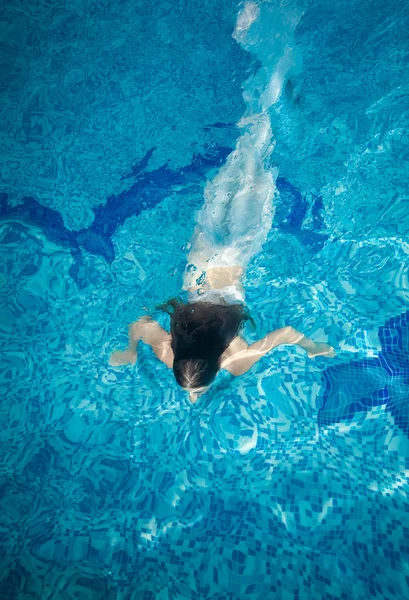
<box><xmin>221</xmin><ymin>326</ymin><xmax>335</xmax><ymax>376</ymax></box>
<box><xmin>110</xmin><ymin>317</ymin><xmax>174</xmax><ymax>368</ymax></box>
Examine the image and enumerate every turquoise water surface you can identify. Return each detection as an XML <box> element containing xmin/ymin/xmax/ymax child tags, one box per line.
<box><xmin>1</xmin><ymin>1</ymin><xmax>409</xmax><ymax>599</ymax></box>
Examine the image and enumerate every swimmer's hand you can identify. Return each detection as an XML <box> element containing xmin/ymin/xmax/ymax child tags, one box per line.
<box><xmin>110</xmin><ymin>350</ymin><xmax>137</xmax><ymax>366</ymax></box>
<box><xmin>307</xmin><ymin>343</ymin><xmax>336</xmax><ymax>358</ymax></box>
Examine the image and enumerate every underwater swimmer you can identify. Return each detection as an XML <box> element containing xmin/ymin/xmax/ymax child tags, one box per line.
<box><xmin>110</xmin><ymin>266</ymin><xmax>335</xmax><ymax>403</ymax></box>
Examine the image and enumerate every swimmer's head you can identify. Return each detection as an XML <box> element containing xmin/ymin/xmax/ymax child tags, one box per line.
<box><xmin>158</xmin><ymin>297</ymin><xmax>253</xmax><ymax>400</ymax></box>
<box><xmin>173</xmin><ymin>358</ymin><xmax>219</xmax><ymax>392</ymax></box>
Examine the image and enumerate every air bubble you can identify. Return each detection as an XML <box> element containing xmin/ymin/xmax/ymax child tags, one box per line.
<box><xmin>187</xmin><ymin>264</ymin><xmax>197</xmax><ymax>273</ymax></box>
<box><xmin>196</xmin><ymin>272</ymin><xmax>206</xmax><ymax>285</ymax></box>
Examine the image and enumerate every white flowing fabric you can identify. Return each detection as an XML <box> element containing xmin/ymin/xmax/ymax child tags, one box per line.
<box><xmin>184</xmin><ymin>2</ymin><xmax>303</xmax><ymax>300</ymax></box>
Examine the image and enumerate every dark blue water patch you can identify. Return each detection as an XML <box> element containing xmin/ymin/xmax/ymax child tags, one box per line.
<box><xmin>318</xmin><ymin>310</ymin><xmax>409</xmax><ymax>436</ymax></box>
<box><xmin>378</xmin><ymin>311</ymin><xmax>409</xmax><ymax>378</ymax></box>
<box><xmin>275</xmin><ymin>177</ymin><xmax>328</xmax><ymax>253</ymax></box>
<box><xmin>121</xmin><ymin>146</ymin><xmax>157</xmax><ymax>180</ymax></box>
<box><xmin>311</xmin><ymin>194</ymin><xmax>325</xmax><ymax>229</ymax></box>
<box><xmin>202</xmin><ymin>122</ymin><xmax>237</xmax><ymax>131</ymax></box>
<box><xmin>0</xmin><ymin>145</ymin><xmax>232</xmax><ymax>287</ymax></box>
<box><xmin>318</xmin><ymin>358</ymin><xmax>390</xmax><ymax>425</ymax></box>
<box><xmin>276</xmin><ymin>177</ymin><xmax>307</xmax><ymax>228</ymax></box>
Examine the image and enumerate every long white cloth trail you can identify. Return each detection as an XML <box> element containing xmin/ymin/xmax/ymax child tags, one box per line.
<box><xmin>183</xmin><ymin>1</ymin><xmax>303</xmax><ymax>295</ymax></box>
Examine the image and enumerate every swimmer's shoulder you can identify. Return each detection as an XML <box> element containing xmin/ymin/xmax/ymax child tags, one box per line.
<box><xmin>220</xmin><ymin>336</ymin><xmax>247</xmax><ymax>361</ymax></box>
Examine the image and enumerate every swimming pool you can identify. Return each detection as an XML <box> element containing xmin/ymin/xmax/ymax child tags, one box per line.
<box><xmin>1</xmin><ymin>0</ymin><xmax>409</xmax><ymax>598</ymax></box>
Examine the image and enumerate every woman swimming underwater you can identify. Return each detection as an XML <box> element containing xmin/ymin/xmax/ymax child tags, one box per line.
<box><xmin>110</xmin><ymin>265</ymin><xmax>335</xmax><ymax>403</ymax></box>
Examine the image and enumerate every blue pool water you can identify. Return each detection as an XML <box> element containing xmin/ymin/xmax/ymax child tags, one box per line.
<box><xmin>1</xmin><ymin>1</ymin><xmax>409</xmax><ymax>599</ymax></box>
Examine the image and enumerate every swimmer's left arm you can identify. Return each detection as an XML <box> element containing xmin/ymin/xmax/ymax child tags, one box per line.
<box><xmin>221</xmin><ymin>326</ymin><xmax>335</xmax><ymax>376</ymax></box>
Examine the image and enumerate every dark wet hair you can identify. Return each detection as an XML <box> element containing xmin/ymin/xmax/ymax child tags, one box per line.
<box><xmin>158</xmin><ymin>298</ymin><xmax>252</xmax><ymax>390</ymax></box>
